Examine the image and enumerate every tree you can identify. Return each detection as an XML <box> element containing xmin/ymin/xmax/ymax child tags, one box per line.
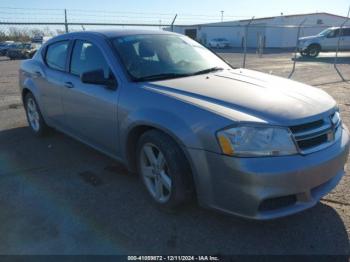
<box><xmin>8</xmin><ymin>27</ymin><xmax>30</xmax><ymax>42</ymax></box>
<box><xmin>0</xmin><ymin>30</ymin><xmax>7</xmax><ymax>41</ymax></box>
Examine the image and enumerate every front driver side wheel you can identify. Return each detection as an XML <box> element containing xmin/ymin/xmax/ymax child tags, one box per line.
<box><xmin>307</xmin><ymin>45</ymin><xmax>320</xmax><ymax>58</ymax></box>
<box><xmin>24</xmin><ymin>92</ymin><xmax>49</xmax><ymax>136</ymax></box>
<box><xmin>137</xmin><ymin>130</ymin><xmax>194</xmax><ymax>210</ymax></box>
<box><xmin>300</xmin><ymin>50</ymin><xmax>309</xmax><ymax>57</ymax></box>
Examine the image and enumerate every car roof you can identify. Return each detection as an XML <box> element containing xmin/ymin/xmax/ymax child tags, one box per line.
<box><xmin>329</xmin><ymin>26</ymin><xmax>350</xmax><ymax>30</ymax></box>
<box><xmin>44</xmin><ymin>29</ymin><xmax>182</xmax><ymax>46</ymax></box>
<box><xmin>65</xmin><ymin>29</ymin><xmax>180</xmax><ymax>39</ymax></box>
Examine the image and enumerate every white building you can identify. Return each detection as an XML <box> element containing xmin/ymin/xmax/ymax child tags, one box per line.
<box><xmin>170</xmin><ymin>13</ymin><xmax>348</xmax><ymax>48</ymax></box>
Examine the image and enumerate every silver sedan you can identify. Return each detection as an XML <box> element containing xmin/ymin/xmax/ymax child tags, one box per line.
<box><xmin>19</xmin><ymin>30</ymin><xmax>350</xmax><ymax>219</ymax></box>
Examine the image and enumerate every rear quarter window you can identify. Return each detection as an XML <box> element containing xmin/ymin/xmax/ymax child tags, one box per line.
<box><xmin>45</xmin><ymin>41</ymin><xmax>69</xmax><ymax>71</ymax></box>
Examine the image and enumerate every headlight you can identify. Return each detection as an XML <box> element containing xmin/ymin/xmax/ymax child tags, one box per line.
<box><xmin>217</xmin><ymin>125</ymin><xmax>297</xmax><ymax>157</ymax></box>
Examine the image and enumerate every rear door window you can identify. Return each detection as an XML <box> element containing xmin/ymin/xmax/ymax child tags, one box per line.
<box><xmin>45</xmin><ymin>41</ymin><xmax>69</xmax><ymax>71</ymax></box>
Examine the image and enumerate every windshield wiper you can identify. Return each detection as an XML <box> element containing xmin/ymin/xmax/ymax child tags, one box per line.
<box><xmin>191</xmin><ymin>67</ymin><xmax>224</xmax><ymax>76</ymax></box>
<box><xmin>135</xmin><ymin>73</ymin><xmax>190</xmax><ymax>82</ymax></box>
<box><xmin>134</xmin><ymin>67</ymin><xmax>224</xmax><ymax>82</ymax></box>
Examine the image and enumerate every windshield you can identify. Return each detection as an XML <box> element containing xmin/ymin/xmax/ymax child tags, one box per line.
<box><xmin>318</xmin><ymin>28</ymin><xmax>333</xmax><ymax>36</ymax></box>
<box><xmin>112</xmin><ymin>34</ymin><xmax>230</xmax><ymax>81</ymax></box>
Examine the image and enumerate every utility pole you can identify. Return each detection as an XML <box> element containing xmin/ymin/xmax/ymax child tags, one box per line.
<box><xmin>221</xmin><ymin>10</ymin><xmax>224</xmax><ymax>22</ymax></box>
<box><xmin>64</xmin><ymin>9</ymin><xmax>68</xmax><ymax>33</ymax></box>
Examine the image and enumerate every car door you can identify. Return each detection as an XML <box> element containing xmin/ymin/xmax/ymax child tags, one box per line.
<box><xmin>37</xmin><ymin>40</ymin><xmax>70</xmax><ymax>127</ymax></box>
<box><xmin>62</xmin><ymin>39</ymin><xmax>119</xmax><ymax>155</ymax></box>
<box><xmin>340</xmin><ymin>28</ymin><xmax>350</xmax><ymax>51</ymax></box>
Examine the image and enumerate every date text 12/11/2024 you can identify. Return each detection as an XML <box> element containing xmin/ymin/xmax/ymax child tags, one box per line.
<box><xmin>127</xmin><ymin>256</ymin><xmax>220</xmax><ymax>261</ymax></box>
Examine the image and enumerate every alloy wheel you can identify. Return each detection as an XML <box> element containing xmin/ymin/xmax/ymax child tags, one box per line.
<box><xmin>308</xmin><ymin>47</ymin><xmax>319</xmax><ymax>57</ymax></box>
<box><xmin>26</xmin><ymin>97</ymin><xmax>40</xmax><ymax>132</ymax></box>
<box><xmin>140</xmin><ymin>143</ymin><xmax>172</xmax><ymax>203</ymax></box>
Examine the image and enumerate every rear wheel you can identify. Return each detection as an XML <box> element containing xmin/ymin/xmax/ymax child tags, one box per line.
<box><xmin>24</xmin><ymin>92</ymin><xmax>49</xmax><ymax>136</ymax></box>
<box><xmin>137</xmin><ymin>130</ymin><xmax>193</xmax><ymax>210</ymax></box>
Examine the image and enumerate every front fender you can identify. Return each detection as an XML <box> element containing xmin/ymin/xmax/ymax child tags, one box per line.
<box><xmin>117</xmin><ymin>83</ymin><xmax>233</xmax><ymax>168</ymax></box>
<box><xmin>120</xmin><ymin>107</ymin><xmax>203</xmax><ymax>160</ymax></box>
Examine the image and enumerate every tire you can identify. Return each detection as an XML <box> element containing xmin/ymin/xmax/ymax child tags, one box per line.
<box><xmin>24</xmin><ymin>92</ymin><xmax>49</xmax><ymax>136</ymax></box>
<box><xmin>300</xmin><ymin>50</ymin><xmax>309</xmax><ymax>57</ymax></box>
<box><xmin>307</xmin><ymin>45</ymin><xmax>320</xmax><ymax>58</ymax></box>
<box><xmin>137</xmin><ymin>129</ymin><xmax>193</xmax><ymax>210</ymax></box>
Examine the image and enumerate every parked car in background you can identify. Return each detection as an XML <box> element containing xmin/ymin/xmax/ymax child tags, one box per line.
<box><xmin>208</xmin><ymin>38</ymin><xmax>231</xmax><ymax>48</ymax></box>
<box><xmin>19</xmin><ymin>30</ymin><xmax>349</xmax><ymax>220</ymax></box>
<box><xmin>298</xmin><ymin>27</ymin><xmax>350</xmax><ymax>57</ymax></box>
<box><xmin>0</xmin><ymin>42</ymin><xmax>18</xmax><ymax>56</ymax></box>
<box><xmin>0</xmin><ymin>42</ymin><xmax>8</xmax><ymax>48</ymax></box>
<box><xmin>0</xmin><ymin>41</ymin><xmax>14</xmax><ymax>48</ymax></box>
<box><xmin>7</xmin><ymin>43</ymin><xmax>40</xmax><ymax>59</ymax></box>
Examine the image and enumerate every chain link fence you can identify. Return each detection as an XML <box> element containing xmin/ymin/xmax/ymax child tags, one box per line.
<box><xmin>0</xmin><ymin>7</ymin><xmax>349</xmax><ymax>85</ymax></box>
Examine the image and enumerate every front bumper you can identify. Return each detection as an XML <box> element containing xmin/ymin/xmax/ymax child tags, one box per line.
<box><xmin>188</xmin><ymin>127</ymin><xmax>350</xmax><ymax>220</ymax></box>
<box><xmin>297</xmin><ymin>42</ymin><xmax>310</xmax><ymax>52</ymax></box>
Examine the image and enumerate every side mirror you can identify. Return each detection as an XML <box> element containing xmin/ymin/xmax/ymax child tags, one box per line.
<box><xmin>81</xmin><ymin>69</ymin><xmax>117</xmax><ymax>90</ymax></box>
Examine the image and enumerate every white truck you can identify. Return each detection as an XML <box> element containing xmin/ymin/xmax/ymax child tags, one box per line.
<box><xmin>298</xmin><ymin>27</ymin><xmax>350</xmax><ymax>57</ymax></box>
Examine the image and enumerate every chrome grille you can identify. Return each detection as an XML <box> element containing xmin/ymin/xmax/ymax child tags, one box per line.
<box><xmin>289</xmin><ymin>112</ymin><xmax>341</xmax><ymax>154</ymax></box>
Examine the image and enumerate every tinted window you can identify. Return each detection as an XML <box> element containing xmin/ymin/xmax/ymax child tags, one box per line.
<box><xmin>70</xmin><ymin>40</ymin><xmax>110</xmax><ymax>78</ymax></box>
<box><xmin>328</xmin><ymin>29</ymin><xmax>340</xmax><ymax>38</ymax></box>
<box><xmin>45</xmin><ymin>41</ymin><xmax>69</xmax><ymax>71</ymax></box>
<box><xmin>341</xmin><ymin>28</ymin><xmax>350</xmax><ymax>37</ymax></box>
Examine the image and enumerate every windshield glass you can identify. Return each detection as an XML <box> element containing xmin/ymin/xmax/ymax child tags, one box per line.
<box><xmin>112</xmin><ymin>34</ymin><xmax>230</xmax><ymax>81</ymax></box>
<box><xmin>318</xmin><ymin>28</ymin><xmax>333</xmax><ymax>36</ymax></box>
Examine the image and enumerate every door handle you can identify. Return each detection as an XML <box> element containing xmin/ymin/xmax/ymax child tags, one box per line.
<box><xmin>64</xmin><ymin>82</ymin><xmax>74</xmax><ymax>88</ymax></box>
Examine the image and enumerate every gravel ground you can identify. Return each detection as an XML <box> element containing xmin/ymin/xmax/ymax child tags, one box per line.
<box><xmin>0</xmin><ymin>51</ymin><xmax>349</xmax><ymax>255</ymax></box>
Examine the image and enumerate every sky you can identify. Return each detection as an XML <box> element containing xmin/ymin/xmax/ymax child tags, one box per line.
<box><xmin>0</xmin><ymin>0</ymin><xmax>349</xmax><ymax>24</ymax></box>
<box><xmin>0</xmin><ymin>0</ymin><xmax>349</xmax><ymax>34</ymax></box>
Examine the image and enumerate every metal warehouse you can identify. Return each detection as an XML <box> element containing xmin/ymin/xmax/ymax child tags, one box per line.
<box><xmin>170</xmin><ymin>13</ymin><xmax>348</xmax><ymax>48</ymax></box>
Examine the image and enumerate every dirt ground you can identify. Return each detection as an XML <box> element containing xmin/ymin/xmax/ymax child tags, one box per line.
<box><xmin>0</xmin><ymin>51</ymin><xmax>350</xmax><ymax>255</ymax></box>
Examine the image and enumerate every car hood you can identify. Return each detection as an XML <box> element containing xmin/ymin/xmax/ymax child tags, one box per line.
<box><xmin>299</xmin><ymin>35</ymin><xmax>321</xmax><ymax>41</ymax></box>
<box><xmin>143</xmin><ymin>69</ymin><xmax>336</xmax><ymax>125</ymax></box>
